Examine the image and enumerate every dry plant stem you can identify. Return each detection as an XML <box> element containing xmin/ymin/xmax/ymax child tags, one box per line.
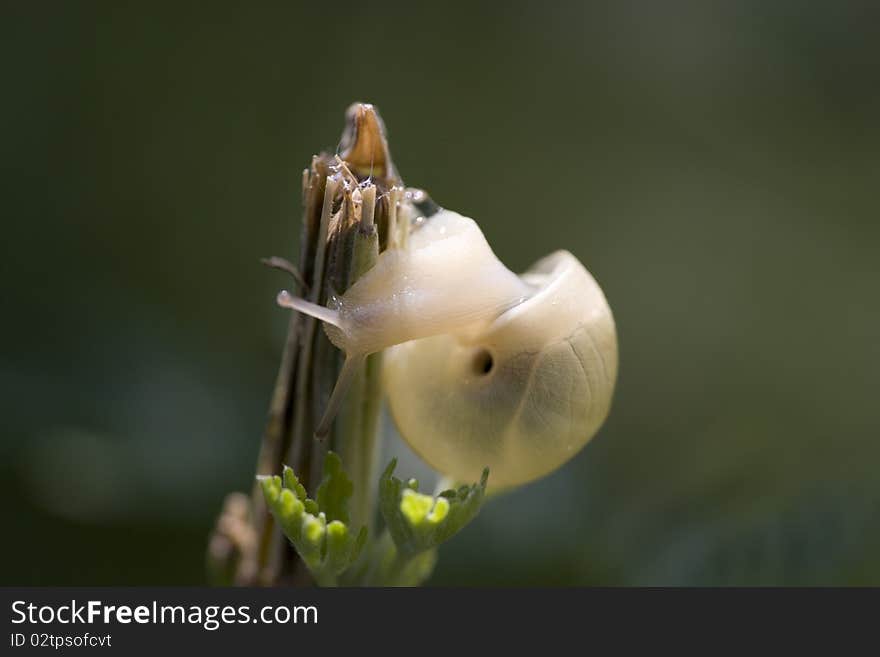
<box><xmin>338</xmin><ymin>187</ymin><xmax>381</xmax><ymax>529</ymax></box>
<box><xmin>292</xmin><ymin>176</ymin><xmax>340</xmax><ymax>454</ymax></box>
<box><xmin>208</xmin><ymin>103</ymin><xmax>403</xmax><ymax>586</ymax></box>
<box><xmin>235</xmin><ymin>161</ymin><xmax>330</xmax><ymax>586</ymax></box>
<box><xmin>258</xmin><ymin>165</ymin><xmax>331</xmax><ymax>586</ymax></box>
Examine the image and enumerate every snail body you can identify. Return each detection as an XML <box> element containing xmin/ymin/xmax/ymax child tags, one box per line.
<box><xmin>278</xmin><ymin>208</ymin><xmax>617</xmax><ymax>487</ymax></box>
<box><xmin>318</xmin><ymin>210</ymin><xmax>532</xmax><ymax>355</ymax></box>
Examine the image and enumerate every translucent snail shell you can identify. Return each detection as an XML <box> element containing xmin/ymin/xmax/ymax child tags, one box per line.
<box><xmin>278</xmin><ymin>209</ymin><xmax>618</xmax><ymax>488</ymax></box>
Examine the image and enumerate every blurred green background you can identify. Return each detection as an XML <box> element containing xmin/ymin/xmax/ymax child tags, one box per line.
<box><xmin>3</xmin><ymin>2</ymin><xmax>879</xmax><ymax>585</ymax></box>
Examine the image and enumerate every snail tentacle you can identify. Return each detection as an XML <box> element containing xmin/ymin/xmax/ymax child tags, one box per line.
<box><xmin>276</xmin><ymin>290</ymin><xmax>342</xmax><ymax>328</ymax></box>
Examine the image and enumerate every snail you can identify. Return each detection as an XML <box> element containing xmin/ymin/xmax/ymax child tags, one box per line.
<box><xmin>278</xmin><ymin>206</ymin><xmax>618</xmax><ymax>488</ymax></box>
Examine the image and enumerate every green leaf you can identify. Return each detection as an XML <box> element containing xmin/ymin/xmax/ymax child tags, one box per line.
<box><xmin>315</xmin><ymin>451</ymin><xmax>354</xmax><ymax>524</ymax></box>
<box><xmin>259</xmin><ymin>451</ymin><xmax>366</xmax><ymax>585</ymax></box>
<box><xmin>379</xmin><ymin>458</ymin><xmax>489</xmax><ymax>559</ymax></box>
